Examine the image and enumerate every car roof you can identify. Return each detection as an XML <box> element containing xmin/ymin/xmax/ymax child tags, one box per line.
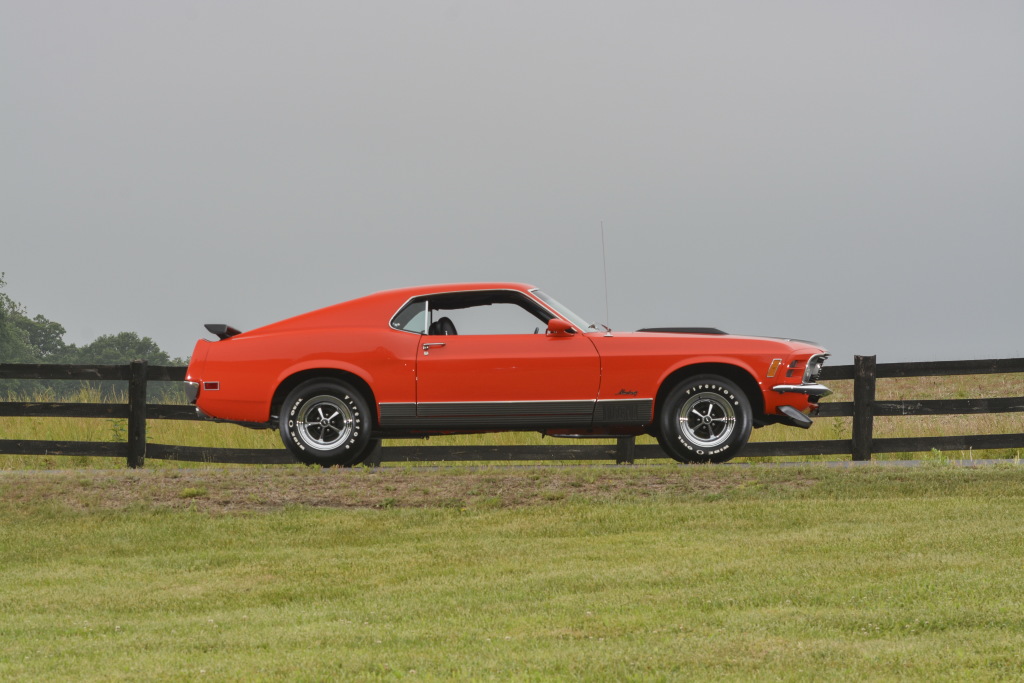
<box><xmin>243</xmin><ymin>283</ymin><xmax>546</xmax><ymax>337</ymax></box>
<box><xmin>374</xmin><ymin>282</ymin><xmax>539</xmax><ymax>299</ymax></box>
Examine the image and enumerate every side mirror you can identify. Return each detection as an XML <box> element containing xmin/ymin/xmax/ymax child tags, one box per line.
<box><xmin>546</xmin><ymin>318</ymin><xmax>576</xmax><ymax>336</ymax></box>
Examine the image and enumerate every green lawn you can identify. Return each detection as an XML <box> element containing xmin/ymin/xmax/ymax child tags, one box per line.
<box><xmin>2</xmin><ymin>463</ymin><xmax>1023</xmax><ymax>680</ymax></box>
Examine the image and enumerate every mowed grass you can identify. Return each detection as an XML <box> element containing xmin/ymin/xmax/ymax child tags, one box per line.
<box><xmin>2</xmin><ymin>464</ymin><xmax>1024</xmax><ymax>680</ymax></box>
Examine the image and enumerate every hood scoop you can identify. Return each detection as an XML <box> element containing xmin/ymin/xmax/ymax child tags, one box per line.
<box><xmin>637</xmin><ymin>327</ymin><xmax>727</xmax><ymax>335</ymax></box>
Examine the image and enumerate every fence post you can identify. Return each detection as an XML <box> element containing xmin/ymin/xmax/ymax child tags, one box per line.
<box><xmin>615</xmin><ymin>436</ymin><xmax>635</xmax><ymax>465</ymax></box>
<box><xmin>851</xmin><ymin>355</ymin><xmax>876</xmax><ymax>461</ymax></box>
<box><xmin>127</xmin><ymin>360</ymin><xmax>148</xmax><ymax>468</ymax></box>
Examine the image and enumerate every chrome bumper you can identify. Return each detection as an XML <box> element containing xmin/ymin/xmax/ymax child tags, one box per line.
<box><xmin>772</xmin><ymin>383</ymin><xmax>832</xmax><ymax>398</ymax></box>
<box><xmin>184</xmin><ymin>381</ymin><xmax>199</xmax><ymax>404</ymax></box>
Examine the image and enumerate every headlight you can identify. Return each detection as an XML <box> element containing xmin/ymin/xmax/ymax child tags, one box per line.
<box><xmin>803</xmin><ymin>354</ymin><xmax>828</xmax><ymax>384</ymax></box>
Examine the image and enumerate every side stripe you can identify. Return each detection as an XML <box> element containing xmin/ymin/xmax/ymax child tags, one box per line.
<box><xmin>379</xmin><ymin>399</ymin><xmax>653</xmax><ymax>428</ymax></box>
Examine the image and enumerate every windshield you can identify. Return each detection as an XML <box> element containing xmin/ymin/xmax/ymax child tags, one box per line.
<box><xmin>531</xmin><ymin>290</ymin><xmax>593</xmax><ymax>331</ymax></box>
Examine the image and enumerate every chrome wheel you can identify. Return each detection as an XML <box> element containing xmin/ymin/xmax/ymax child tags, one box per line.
<box><xmin>280</xmin><ymin>379</ymin><xmax>373</xmax><ymax>467</ymax></box>
<box><xmin>295</xmin><ymin>394</ymin><xmax>355</xmax><ymax>451</ymax></box>
<box><xmin>679</xmin><ymin>392</ymin><xmax>736</xmax><ymax>448</ymax></box>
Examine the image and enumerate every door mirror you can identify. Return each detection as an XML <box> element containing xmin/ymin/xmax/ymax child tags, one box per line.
<box><xmin>546</xmin><ymin>318</ymin><xmax>576</xmax><ymax>336</ymax></box>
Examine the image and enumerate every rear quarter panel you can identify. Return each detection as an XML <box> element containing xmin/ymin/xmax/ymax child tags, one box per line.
<box><xmin>192</xmin><ymin>326</ymin><xmax>419</xmax><ymax>424</ymax></box>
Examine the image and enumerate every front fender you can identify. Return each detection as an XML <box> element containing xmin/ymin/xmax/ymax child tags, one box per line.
<box><xmin>655</xmin><ymin>355</ymin><xmax>763</xmax><ymax>392</ymax></box>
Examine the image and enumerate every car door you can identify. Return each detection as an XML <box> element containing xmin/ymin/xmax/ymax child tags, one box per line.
<box><xmin>415</xmin><ymin>319</ymin><xmax>601</xmax><ymax>428</ymax></box>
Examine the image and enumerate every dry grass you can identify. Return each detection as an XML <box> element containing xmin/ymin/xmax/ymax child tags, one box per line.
<box><xmin>0</xmin><ymin>463</ymin><xmax>819</xmax><ymax>513</ymax></box>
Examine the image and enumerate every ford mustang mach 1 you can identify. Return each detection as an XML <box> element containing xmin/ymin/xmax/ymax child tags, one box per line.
<box><xmin>184</xmin><ymin>283</ymin><xmax>831</xmax><ymax>466</ymax></box>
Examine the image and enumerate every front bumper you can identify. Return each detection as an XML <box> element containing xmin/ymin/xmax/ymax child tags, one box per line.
<box><xmin>771</xmin><ymin>383</ymin><xmax>832</xmax><ymax>398</ymax></box>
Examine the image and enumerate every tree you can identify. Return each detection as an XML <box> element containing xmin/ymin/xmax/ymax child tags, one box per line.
<box><xmin>14</xmin><ymin>314</ymin><xmax>69</xmax><ymax>361</ymax></box>
<box><xmin>71</xmin><ymin>332</ymin><xmax>171</xmax><ymax>365</ymax></box>
<box><xmin>1</xmin><ymin>273</ymin><xmax>74</xmax><ymax>362</ymax></box>
<box><xmin>0</xmin><ymin>273</ymin><xmax>33</xmax><ymax>363</ymax></box>
<box><xmin>1</xmin><ymin>274</ymin><xmax>182</xmax><ymax>399</ymax></box>
<box><xmin>68</xmin><ymin>332</ymin><xmax>179</xmax><ymax>401</ymax></box>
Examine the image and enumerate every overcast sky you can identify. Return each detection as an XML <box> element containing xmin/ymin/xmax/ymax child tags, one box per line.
<box><xmin>3</xmin><ymin>1</ymin><xmax>1022</xmax><ymax>365</ymax></box>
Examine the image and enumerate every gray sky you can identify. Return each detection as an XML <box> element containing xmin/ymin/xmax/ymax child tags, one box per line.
<box><xmin>3</xmin><ymin>1</ymin><xmax>1023</xmax><ymax>365</ymax></box>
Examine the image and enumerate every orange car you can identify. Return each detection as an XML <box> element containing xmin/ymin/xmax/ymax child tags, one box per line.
<box><xmin>184</xmin><ymin>283</ymin><xmax>830</xmax><ymax>466</ymax></box>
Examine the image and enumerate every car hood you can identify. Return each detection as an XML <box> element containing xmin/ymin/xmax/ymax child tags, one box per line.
<box><xmin>616</xmin><ymin>329</ymin><xmax>827</xmax><ymax>354</ymax></box>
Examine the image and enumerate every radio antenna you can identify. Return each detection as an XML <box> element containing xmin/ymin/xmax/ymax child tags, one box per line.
<box><xmin>601</xmin><ymin>221</ymin><xmax>611</xmax><ymax>330</ymax></box>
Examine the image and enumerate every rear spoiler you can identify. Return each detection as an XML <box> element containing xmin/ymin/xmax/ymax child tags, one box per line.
<box><xmin>205</xmin><ymin>324</ymin><xmax>242</xmax><ymax>340</ymax></box>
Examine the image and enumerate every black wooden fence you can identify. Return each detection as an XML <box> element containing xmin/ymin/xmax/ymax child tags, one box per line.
<box><xmin>1</xmin><ymin>356</ymin><xmax>1022</xmax><ymax>467</ymax></box>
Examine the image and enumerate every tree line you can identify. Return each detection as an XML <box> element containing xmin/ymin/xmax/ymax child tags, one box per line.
<box><xmin>1</xmin><ymin>273</ymin><xmax>184</xmax><ymax>399</ymax></box>
<box><xmin>1</xmin><ymin>273</ymin><xmax>183</xmax><ymax>366</ymax></box>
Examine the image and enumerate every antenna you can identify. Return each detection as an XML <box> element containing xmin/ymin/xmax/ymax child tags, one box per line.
<box><xmin>601</xmin><ymin>221</ymin><xmax>611</xmax><ymax>332</ymax></box>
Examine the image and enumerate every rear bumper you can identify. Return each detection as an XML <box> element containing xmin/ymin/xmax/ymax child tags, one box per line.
<box><xmin>195</xmin><ymin>406</ymin><xmax>273</xmax><ymax>430</ymax></box>
<box><xmin>184</xmin><ymin>381</ymin><xmax>199</xmax><ymax>404</ymax></box>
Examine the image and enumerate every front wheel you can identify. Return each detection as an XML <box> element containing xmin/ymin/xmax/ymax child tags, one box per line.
<box><xmin>656</xmin><ymin>375</ymin><xmax>752</xmax><ymax>464</ymax></box>
<box><xmin>279</xmin><ymin>379</ymin><xmax>374</xmax><ymax>467</ymax></box>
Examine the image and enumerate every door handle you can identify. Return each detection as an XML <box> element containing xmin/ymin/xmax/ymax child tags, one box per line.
<box><xmin>422</xmin><ymin>342</ymin><xmax>446</xmax><ymax>355</ymax></box>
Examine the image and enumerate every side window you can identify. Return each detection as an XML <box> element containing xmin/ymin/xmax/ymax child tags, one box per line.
<box><xmin>393</xmin><ymin>291</ymin><xmax>557</xmax><ymax>336</ymax></box>
<box><xmin>442</xmin><ymin>302</ymin><xmax>548</xmax><ymax>335</ymax></box>
<box><xmin>391</xmin><ymin>300</ymin><xmax>428</xmax><ymax>334</ymax></box>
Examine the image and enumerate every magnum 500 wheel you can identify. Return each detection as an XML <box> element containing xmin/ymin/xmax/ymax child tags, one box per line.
<box><xmin>279</xmin><ymin>379</ymin><xmax>373</xmax><ymax>467</ymax></box>
<box><xmin>657</xmin><ymin>375</ymin><xmax>752</xmax><ymax>464</ymax></box>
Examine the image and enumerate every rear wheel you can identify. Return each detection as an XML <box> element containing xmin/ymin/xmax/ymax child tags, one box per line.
<box><xmin>656</xmin><ymin>375</ymin><xmax>752</xmax><ymax>463</ymax></box>
<box><xmin>279</xmin><ymin>379</ymin><xmax>374</xmax><ymax>467</ymax></box>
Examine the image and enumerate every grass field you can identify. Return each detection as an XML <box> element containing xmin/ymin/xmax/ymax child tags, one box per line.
<box><xmin>2</xmin><ymin>463</ymin><xmax>1023</xmax><ymax>680</ymax></box>
<box><xmin>3</xmin><ymin>373</ymin><xmax>1021</xmax><ymax>679</ymax></box>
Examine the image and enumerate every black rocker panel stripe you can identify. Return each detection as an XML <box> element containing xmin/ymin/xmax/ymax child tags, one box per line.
<box><xmin>592</xmin><ymin>399</ymin><xmax>654</xmax><ymax>426</ymax></box>
<box><xmin>378</xmin><ymin>399</ymin><xmax>653</xmax><ymax>429</ymax></box>
<box><xmin>417</xmin><ymin>400</ymin><xmax>593</xmax><ymax>418</ymax></box>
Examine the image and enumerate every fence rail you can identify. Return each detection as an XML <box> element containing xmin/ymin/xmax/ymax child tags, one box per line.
<box><xmin>1</xmin><ymin>357</ymin><xmax>1022</xmax><ymax>467</ymax></box>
